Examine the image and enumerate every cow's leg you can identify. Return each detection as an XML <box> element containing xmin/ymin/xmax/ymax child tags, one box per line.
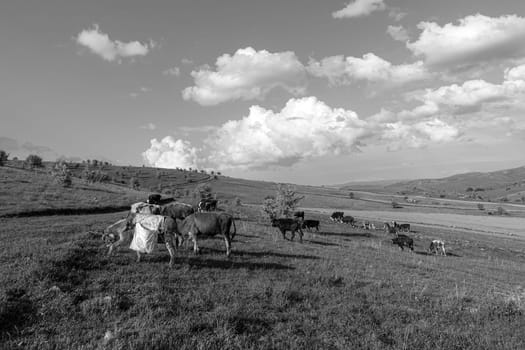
<box><xmin>298</xmin><ymin>228</ymin><xmax>304</xmax><ymax>243</ymax></box>
<box><xmin>290</xmin><ymin>230</ymin><xmax>295</xmax><ymax>241</ymax></box>
<box><xmin>189</xmin><ymin>231</ymin><xmax>200</xmax><ymax>254</ymax></box>
<box><xmin>223</xmin><ymin>236</ymin><xmax>231</xmax><ymax>257</ymax></box>
<box><xmin>280</xmin><ymin>228</ymin><xmax>287</xmax><ymax>240</ymax></box>
<box><xmin>107</xmin><ymin>236</ymin><xmax>125</xmax><ymax>256</ymax></box>
<box><xmin>164</xmin><ymin>234</ymin><xmax>176</xmax><ymax>267</ymax></box>
<box><xmin>136</xmin><ymin>251</ymin><xmax>141</xmax><ymax>262</ymax></box>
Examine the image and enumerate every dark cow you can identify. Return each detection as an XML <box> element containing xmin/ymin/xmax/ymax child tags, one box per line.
<box><xmin>330</xmin><ymin>211</ymin><xmax>344</xmax><ymax>222</ymax></box>
<box><xmin>293</xmin><ymin>211</ymin><xmax>305</xmax><ymax>220</ymax></box>
<box><xmin>341</xmin><ymin>216</ymin><xmax>355</xmax><ymax>225</ymax></box>
<box><xmin>272</xmin><ymin>218</ymin><xmax>304</xmax><ymax>242</ymax></box>
<box><xmin>302</xmin><ymin>219</ymin><xmax>320</xmax><ymax>231</ymax></box>
<box><xmin>147</xmin><ymin>193</ymin><xmax>162</xmax><ymax>205</ymax></box>
<box><xmin>393</xmin><ymin>221</ymin><xmax>411</xmax><ymax>232</ymax></box>
<box><xmin>198</xmin><ymin>198</ymin><xmax>218</xmax><ymax>212</ymax></box>
<box><xmin>392</xmin><ymin>234</ymin><xmax>414</xmax><ymax>251</ymax></box>
<box><xmin>178</xmin><ymin>212</ymin><xmax>236</xmax><ymax>256</ymax></box>
<box><xmin>160</xmin><ymin>201</ymin><xmax>195</xmax><ymax>220</ymax></box>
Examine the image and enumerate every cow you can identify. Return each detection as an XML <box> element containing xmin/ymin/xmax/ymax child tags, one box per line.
<box><xmin>383</xmin><ymin>222</ymin><xmax>397</xmax><ymax>235</ymax></box>
<box><xmin>103</xmin><ymin>213</ymin><xmax>179</xmax><ymax>267</ymax></box>
<box><xmin>302</xmin><ymin>219</ymin><xmax>320</xmax><ymax>231</ymax></box>
<box><xmin>428</xmin><ymin>240</ymin><xmax>446</xmax><ymax>256</ymax></box>
<box><xmin>293</xmin><ymin>211</ymin><xmax>305</xmax><ymax>220</ymax></box>
<box><xmin>160</xmin><ymin>201</ymin><xmax>195</xmax><ymax>220</ymax></box>
<box><xmin>198</xmin><ymin>198</ymin><xmax>218</xmax><ymax>212</ymax></box>
<box><xmin>147</xmin><ymin>194</ymin><xmax>162</xmax><ymax>205</ymax></box>
<box><xmin>271</xmin><ymin>218</ymin><xmax>304</xmax><ymax>242</ymax></box>
<box><xmin>341</xmin><ymin>216</ymin><xmax>354</xmax><ymax>225</ymax></box>
<box><xmin>392</xmin><ymin>221</ymin><xmax>411</xmax><ymax>232</ymax></box>
<box><xmin>392</xmin><ymin>234</ymin><xmax>414</xmax><ymax>251</ymax></box>
<box><xmin>178</xmin><ymin>212</ymin><xmax>236</xmax><ymax>256</ymax></box>
<box><xmin>130</xmin><ymin>202</ymin><xmax>161</xmax><ymax>215</ymax></box>
<box><xmin>330</xmin><ymin>211</ymin><xmax>344</xmax><ymax>223</ymax></box>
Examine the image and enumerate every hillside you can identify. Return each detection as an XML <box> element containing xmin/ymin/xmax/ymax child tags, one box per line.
<box><xmin>342</xmin><ymin>165</ymin><xmax>525</xmax><ymax>204</ymax></box>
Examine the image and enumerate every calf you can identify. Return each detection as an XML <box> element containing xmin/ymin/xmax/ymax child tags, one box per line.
<box><xmin>428</xmin><ymin>240</ymin><xmax>446</xmax><ymax>256</ymax></box>
<box><xmin>272</xmin><ymin>218</ymin><xmax>304</xmax><ymax>242</ymax></box>
<box><xmin>393</xmin><ymin>221</ymin><xmax>411</xmax><ymax>232</ymax></box>
<box><xmin>330</xmin><ymin>211</ymin><xmax>344</xmax><ymax>222</ymax></box>
<box><xmin>392</xmin><ymin>234</ymin><xmax>414</xmax><ymax>251</ymax></box>
<box><xmin>341</xmin><ymin>216</ymin><xmax>354</xmax><ymax>225</ymax></box>
<box><xmin>293</xmin><ymin>211</ymin><xmax>305</xmax><ymax>220</ymax></box>
<box><xmin>302</xmin><ymin>219</ymin><xmax>320</xmax><ymax>231</ymax></box>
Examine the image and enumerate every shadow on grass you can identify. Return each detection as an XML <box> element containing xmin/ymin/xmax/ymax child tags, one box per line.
<box><xmin>207</xmin><ymin>248</ymin><xmax>321</xmax><ymax>260</ymax></box>
<box><xmin>414</xmin><ymin>251</ymin><xmax>461</xmax><ymax>257</ymax></box>
<box><xmin>318</xmin><ymin>231</ymin><xmax>372</xmax><ymax>238</ymax></box>
<box><xmin>305</xmin><ymin>239</ymin><xmax>340</xmax><ymax>247</ymax></box>
<box><xmin>178</xmin><ymin>257</ymin><xmax>295</xmax><ymax>270</ymax></box>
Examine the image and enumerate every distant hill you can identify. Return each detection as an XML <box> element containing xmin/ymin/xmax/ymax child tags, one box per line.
<box><xmin>356</xmin><ymin>165</ymin><xmax>525</xmax><ymax>204</ymax></box>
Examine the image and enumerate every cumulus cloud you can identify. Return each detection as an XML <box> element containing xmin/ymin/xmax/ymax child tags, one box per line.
<box><xmin>163</xmin><ymin>67</ymin><xmax>181</xmax><ymax>76</ymax></box>
<box><xmin>76</xmin><ymin>24</ymin><xmax>153</xmax><ymax>62</ymax></box>
<box><xmin>398</xmin><ymin>63</ymin><xmax>525</xmax><ymax>134</ymax></box>
<box><xmin>332</xmin><ymin>0</ymin><xmax>386</xmax><ymax>19</ymax></box>
<box><xmin>142</xmin><ymin>136</ymin><xmax>199</xmax><ymax>169</ymax></box>
<box><xmin>142</xmin><ymin>97</ymin><xmax>468</xmax><ymax>170</ymax></box>
<box><xmin>407</xmin><ymin>14</ymin><xmax>525</xmax><ymax>68</ymax></box>
<box><xmin>382</xmin><ymin>119</ymin><xmax>461</xmax><ymax>150</ymax></box>
<box><xmin>387</xmin><ymin>25</ymin><xmax>409</xmax><ymax>42</ymax></box>
<box><xmin>182</xmin><ymin>47</ymin><xmax>307</xmax><ymax>105</ymax></box>
<box><xmin>307</xmin><ymin>53</ymin><xmax>429</xmax><ymax>86</ymax></box>
<box><xmin>204</xmin><ymin>97</ymin><xmax>370</xmax><ymax>169</ymax></box>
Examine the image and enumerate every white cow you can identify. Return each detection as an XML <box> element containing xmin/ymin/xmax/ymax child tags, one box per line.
<box><xmin>428</xmin><ymin>240</ymin><xmax>446</xmax><ymax>256</ymax></box>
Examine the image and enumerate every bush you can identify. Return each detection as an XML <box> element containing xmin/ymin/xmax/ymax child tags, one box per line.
<box><xmin>51</xmin><ymin>162</ymin><xmax>72</xmax><ymax>188</ymax></box>
<box><xmin>0</xmin><ymin>150</ymin><xmax>8</xmax><ymax>166</ymax></box>
<box><xmin>194</xmin><ymin>183</ymin><xmax>213</xmax><ymax>199</ymax></box>
<box><xmin>261</xmin><ymin>184</ymin><xmax>304</xmax><ymax>220</ymax></box>
<box><xmin>25</xmin><ymin>154</ymin><xmax>43</xmax><ymax>169</ymax></box>
<box><xmin>477</xmin><ymin>203</ymin><xmax>485</xmax><ymax>211</ymax></box>
<box><xmin>130</xmin><ymin>177</ymin><xmax>140</xmax><ymax>190</ymax></box>
<box><xmin>496</xmin><ymin>206</ymin><xmax>509</xmax><ymax>216</ymax></box>
<box><xmin>391</xmin><ymin>200</ymin><xmax>403</xmax><ymax>209</ymax></box>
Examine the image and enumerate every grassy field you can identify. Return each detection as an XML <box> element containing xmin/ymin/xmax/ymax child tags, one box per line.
<box><xmin>1</xmin><ymin>167</ymin><xmax>525</xmax><ymax>349</ymax></box>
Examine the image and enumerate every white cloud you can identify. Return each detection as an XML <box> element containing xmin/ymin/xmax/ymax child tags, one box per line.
<box><xmin>163</xmin><ymin>67</ymin><xmax>181</xmax><ymax>76</ymax></box>
<box><xmin>387</xmin><ymin>25</ymin><xmax>409</xmax><ymax>42</ymax></box>
<box><xmin>407</xmin><ymin>14</ymin><xmax>525</xmax><ymax>68</ymax></box>
<box><xmin>388</xmin><ymin>8</ymin><xmax>406</xmax><ymax>22</ymax></box>
<box><xmin>382</xmin><ymin>119</ymin><xmax>461</xmax><ymax>150</ymax></box>
<box><xmin>182</xmin><ymin>47</ymin><xmax>307</xmax><ymax>105</ymax></box>
<box><xmin>204</xmin><ymin>97</ymin><xmax>370</xmax><ymax>169</ymax></box>
<box><xmin>308</xmin><ymin>53</ymin><xmax>429</xmax><ymax>86</ymax></box>
<box><xmin>142</xmin><ymin>96</ymin><xmax>467</xmax><ymax>171</ymax></box>
<box><xmin>181</xmin><ymin>58</ymin><xmax>194</xmax><ymax>65</ymax></box>
<box><xmin>76</xmin><ymin>24</ymin><xmax>153</xmax><ymax>62</ymax></box>
<box><xmin>142</xmin><ymin>136</ymin><xmax>199</xmax><ymax>169</ymax></box>
<box><xmin>140</xmin><ymin>123</ymin><xmax>157</xmax><ymax>131</ymax></box>
<box><xmin>332</xmin><ymin>0</ymin><xmax>386</xmax><ymax>19</ymax></box>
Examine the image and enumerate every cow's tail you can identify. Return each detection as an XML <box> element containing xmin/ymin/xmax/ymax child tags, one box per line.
<box><xmin>230</xmin><ymin>217</ymin><xmax>237</xmax><ymax>241</ymax></box>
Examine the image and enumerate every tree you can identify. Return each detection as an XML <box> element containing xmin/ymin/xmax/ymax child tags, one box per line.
<box><xmin>349</xmin><ymin>192</ymin><xmax>354</xmax><ymax>199</ymax></box>
<box><xmin>194</xmin><ymin>183</ymin><xmax>213</xmax><ymax>199</ymax></box>
<box><xmin>391</xmin><ymin>200</ymin><xmax>402</xmax><ymax>209</ymax></box>
<box><xmin>261</xmin><ymin>184</ymin><xmax>304</xmax><ymax>220</ymax></box>
<box><xmin>0</xmin><ymin>150</ymin><xmax>8</xmax><ymax>166</ymax></box>
<box><xmin>477</xmin><ymin>203</ymin><xmax>485</xmax><ymax>211</ymax></box>
<box><xmin>25</xmin><ymin>154</ymin><xmax>43</xmax><ymax>169</ymax></box>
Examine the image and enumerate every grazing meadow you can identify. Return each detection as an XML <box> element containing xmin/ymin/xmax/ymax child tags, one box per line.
<box><xmin>1</xmin><ymin>165</ymin><xmax>525</xmax><ymax>349</ymax></box>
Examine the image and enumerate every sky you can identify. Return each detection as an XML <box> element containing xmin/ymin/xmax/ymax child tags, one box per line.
<box><xmin>2</xmin><ymin>0</ymin><xmax>525</xmax><ymax>185</ymax></box>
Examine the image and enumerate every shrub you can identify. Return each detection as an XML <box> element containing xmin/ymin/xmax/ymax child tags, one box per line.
<box><xmin>477</xmin><ymin>203</ymin><xmax>485</xmax><ymax>211</ymax></box>
<box><xmin>261</xmin><ymin>184</ymin><xmax>304</xmax><ymax>220</ymax></box>
<box><xmin>51</xmin><ymin>162</ymin><xmax>72</xmax><ymax>188</ymax></box>
<box><xmin>194</xmin><ymin>183</ymin><xmax>213</xmax><ymax>199</ymax></box>
<box><xmin>25</xmin><ymin>154</ymin><xmax>43</xmax><ymax>169</ymax></box>
<box><xmin>130</xmin><ymin>177</ymin><xmax>140</xmax><ymax>190</ymax></box>
<box><xmin>496</xmin><ymin>206</ymin><xmax>509</xmax><ymax>216</ymax></box>
<box><xmin>0</xmin><ymin>150</ymin><xmax>8</xmax><ymax>166</ymax></box>
<box><xmin>391</xmin><ymin>200</ymin><xmax>403</xmax><ymax>209</ymax></box>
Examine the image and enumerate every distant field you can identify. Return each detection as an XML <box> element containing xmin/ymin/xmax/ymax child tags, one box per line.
<box><xmin>306</xmin><ymin>207</ymin><xmax>525</xmax><ymax>238</ymax></box>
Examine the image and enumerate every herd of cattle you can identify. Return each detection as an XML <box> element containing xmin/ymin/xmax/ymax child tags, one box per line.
<box><xmin>102</xmin><ymin>195</ymin><xmax>447</xmax><ymax>267</ymax></box>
